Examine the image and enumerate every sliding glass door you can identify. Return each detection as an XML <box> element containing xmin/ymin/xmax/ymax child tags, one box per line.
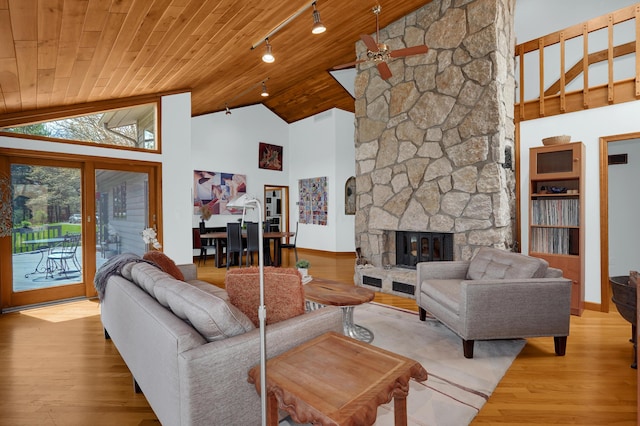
<box><xmin>0</xmin><ymin>153</ymin><xmax>159</xmax><ymax>310</ymax></box>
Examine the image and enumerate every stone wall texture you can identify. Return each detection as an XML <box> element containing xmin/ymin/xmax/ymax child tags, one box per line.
<box><xmin>354</xmin><ymin>0</ymin><xmax>516</xmax><ymax>266</ymax></box>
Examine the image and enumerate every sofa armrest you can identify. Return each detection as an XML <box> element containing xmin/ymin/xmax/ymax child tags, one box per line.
<box><xmin>459</xmin><ymin>278</ymin><xmax>572</xmax><ymax>340</ymax></box>
<box><xmin>177</xmin><ymin>263</ymin><xmax>197</xmax><ymax>281</ymax></box>
<box><xmin>176</xmin><ymin>306</ymin><xmax>343</xmax><ymax>425</ymax></box>
<box><xmin>417</xmin><ymin>261</ymin><xmax>470</xmax><ymax>280</ymax></box>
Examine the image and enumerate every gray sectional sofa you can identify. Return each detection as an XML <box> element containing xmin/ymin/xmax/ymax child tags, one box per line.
<box><xmin>100</xmin><ymin>261</ymin><xmax>342</xmax><ymax>425</ymax></box>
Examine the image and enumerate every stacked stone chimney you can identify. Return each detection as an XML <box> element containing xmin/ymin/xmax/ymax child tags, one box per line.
<box><xmin>354</xmin><ymin>0</ymin><xmax>517</xmax><ymax>273</ymax></box>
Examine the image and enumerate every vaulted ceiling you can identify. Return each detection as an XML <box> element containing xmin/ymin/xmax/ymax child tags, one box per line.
<box><xmin>0</xmin><ymin>0</ymin><xmax>433</xmax><ymax>125</ymax></box>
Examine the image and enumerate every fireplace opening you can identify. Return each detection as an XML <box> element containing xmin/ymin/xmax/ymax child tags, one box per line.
<box><xmin>395</xmin><ymin>231</ymin><xmax>453</xmax><ymax>268</ymax></box>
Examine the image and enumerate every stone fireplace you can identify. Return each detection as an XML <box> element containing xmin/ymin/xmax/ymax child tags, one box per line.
<box><xmin>354</xmin><ymin>0</ymin><xmax>516</xmax><ymax>298</ymax></box>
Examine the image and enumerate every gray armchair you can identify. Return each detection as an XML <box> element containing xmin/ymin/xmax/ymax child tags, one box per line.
<box><xmin>416</xmin><ymin>246</ymin><xmax>572</xmax><ymax>358</ymax></box>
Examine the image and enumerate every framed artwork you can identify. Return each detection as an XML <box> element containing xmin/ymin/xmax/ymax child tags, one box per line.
<box><xmin>298</xmin><ymin>176</ymin><xmax>328</xmax><ymax>226</ymax></box>
<box><xmin>258</xmin><ymin>142</ymin><xmax>283</xmax><ymax>171</ymax></box>
<box><xmin>193</xmin><ymin>170</ymin><xmax>247</xmax><ymax>215</ymax></box>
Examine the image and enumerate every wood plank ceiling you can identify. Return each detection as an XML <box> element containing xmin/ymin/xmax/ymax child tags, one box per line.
<box><xmin>0</xmin><ymin>0</ymin><xmax>433</xmax><ymax>124</ymax></box>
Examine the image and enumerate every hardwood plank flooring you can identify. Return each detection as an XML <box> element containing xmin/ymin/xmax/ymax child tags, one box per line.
<box><xmin>0</xmin><ymin>250</ymin><xmax>636</xmax><ymax>425</ymax></box>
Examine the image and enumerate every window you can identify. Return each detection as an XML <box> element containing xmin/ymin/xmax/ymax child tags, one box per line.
<box><xmin>1</xmin><ymin>102</ymin><xmax>158</xmax><ymax>151</ymax></box>
<box><xmin>113</xmin><ymin>183</ymin><xmax>127</xmax><ymax>218</ymax></box>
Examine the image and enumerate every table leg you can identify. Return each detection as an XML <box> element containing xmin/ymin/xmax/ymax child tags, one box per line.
<box><xmin>273</xmin><ymin>238</ymin><xmax>282</xmax><ymax>267</ymax></box>
<box><xmin>393</xmin><ymin>394</ymin><xmax>408</xmax><ymax>426</ymax></box>
<box><xmin>342</xmin><ymin>306</ymin><xmax>374</xmax><ymax>343</ymax></box>
<box><xmin>267</xmin><ymin>392</ymin><xmax>279</xmax><ymax>426</ymax></box>
<box><xmin>215</xmin><ymin>238</ymin><xmax>223</xmax><ymax>268</ymax></box>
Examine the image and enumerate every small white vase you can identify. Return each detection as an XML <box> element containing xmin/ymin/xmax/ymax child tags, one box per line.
<box><xmin>298</xmin><ymin>268</ymin><xmax>308</xmax><ymax>277</ymax></box>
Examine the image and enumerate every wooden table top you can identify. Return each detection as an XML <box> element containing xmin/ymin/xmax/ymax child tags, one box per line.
<box><xmin>304</xmin><ymin>278</ymin><xmax>375</xmax><ymax>307</ymax></box>
<box><xmin>200</xmin><ymin>231</ymin><xmax>294</xmax><ymax>239</ymax></box>
<box><xmin>247</xmin><ymin>331</ymin><xmax>427</xmax><ymax>426</ymax></box>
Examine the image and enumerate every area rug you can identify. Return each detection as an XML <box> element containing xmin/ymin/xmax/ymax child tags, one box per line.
<box><xmin>281</xmin><ymin>302</ymin><xmax>525</xmax><ymax>426</ymax></box>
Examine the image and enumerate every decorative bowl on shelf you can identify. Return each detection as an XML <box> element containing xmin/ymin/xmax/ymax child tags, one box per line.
<box><xmin>542</xmin><ymin>135</ymin><xmax>571</xmax><ymax>146</ymax></box>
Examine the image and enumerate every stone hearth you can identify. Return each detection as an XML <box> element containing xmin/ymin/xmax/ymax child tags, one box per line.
<box><xmin>353</xmin><ymin>0</ymin><xmax>516</xmax><ymax>298</ymax></box>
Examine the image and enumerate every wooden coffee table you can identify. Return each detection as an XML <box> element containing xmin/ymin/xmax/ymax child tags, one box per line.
<box><xmin>247</xmin><ymin>331</ymin><xmax>428</xmax><ymax>426</ymax></box>
<box><xmin>304</xmin><ymin>278</ymin><xmax>375</xmax><ymax>342</ymax></box>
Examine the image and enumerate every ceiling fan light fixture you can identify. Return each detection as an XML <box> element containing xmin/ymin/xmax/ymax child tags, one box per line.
<box><xmin>261</xmin><ymin>82</ymin><xmax>269</xmax><ymax>97</ymax></box>
<box><xmin>311</xmin><ymin>3</ymin><xmax>326</xmax><ymax>34</ymax></box>
<box><xmin>262</xmin><ymin>39</ymin><xmax>275</xmax><ymax>63</ymax></box>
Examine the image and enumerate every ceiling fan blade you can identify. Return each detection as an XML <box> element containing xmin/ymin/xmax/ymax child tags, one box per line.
<box><xmin>360</xmin><ymin>34</ymin><xmax>379</xmax><ymax>52</ymax></box>
<box><xmin>332</xmin><ymin>59</ymin><xmax>366</xmax><ymax>70</ymax></box>
<box><xmin>389</xmin><ymin>45</ymin><xmax>429</xmax><ymax>58</ymax></box>
<box><xmin>377</xmin><ymin>62</ymin><xmax>392</xmax><ymax>80</ymax></box>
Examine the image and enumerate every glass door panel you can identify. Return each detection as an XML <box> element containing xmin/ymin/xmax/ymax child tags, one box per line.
<box><xmin>95</xmin><ymin>169</ymin><xmax>150</xmax><ymax>270</ymax></box>
<box><xmin>11</xmin><ymin>163</ymin><xmax>84</xmax><ymax>296</ymax></box>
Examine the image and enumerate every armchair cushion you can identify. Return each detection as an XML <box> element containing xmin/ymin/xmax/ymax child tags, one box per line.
<box><xmin>466</xmin><ymin>246</ymin><xmax>548</xmax><ymax>280</ymax></box>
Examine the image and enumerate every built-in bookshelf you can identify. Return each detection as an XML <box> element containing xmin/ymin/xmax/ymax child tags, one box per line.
<box><xmin>529</xmin><ymin>141</ymin><xmax>585</xmax><ymax>315</ymax></box>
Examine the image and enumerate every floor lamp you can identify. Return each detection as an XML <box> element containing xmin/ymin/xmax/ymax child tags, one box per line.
<box><xmin>227</xmin><ymin>194</ymin><xmax>267</xmax><ymax>426</ymax></box>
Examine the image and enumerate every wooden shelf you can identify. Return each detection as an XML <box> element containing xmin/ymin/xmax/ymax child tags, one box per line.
<box><xmin>529</xmin><ymin>142</ymin><xmax>585</xmax><ymax>316</ymax></box>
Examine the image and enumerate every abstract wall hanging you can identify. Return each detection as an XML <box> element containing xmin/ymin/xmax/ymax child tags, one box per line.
<box><xmin>194</xmin><ymin>170</ymin><xmax>247</xmax><ymax>215</ymax></box>
<box><xmin>298</xmin><ymin>176</ymin><xmax>327</xmax><ymax>225</ymax></box>
<box><xmin>258</xmin><ymin>142</ymin><xmax>283</xmax><ymax>171</ymax></box>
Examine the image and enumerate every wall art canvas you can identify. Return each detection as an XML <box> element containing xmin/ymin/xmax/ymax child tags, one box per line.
<box><xmin>193</xmin><ymin>170</ymin><xmax>246</xmax><ymax>216</ymax></box>
<box><xmin>298</xmin><ymin>176</ymin><xmax>327</xmax><ymax>226</ymax></box>
<box><xmin>258</xmin><ymin>142</ymin><xmax>283</xmax><ymax>171</ymax></box>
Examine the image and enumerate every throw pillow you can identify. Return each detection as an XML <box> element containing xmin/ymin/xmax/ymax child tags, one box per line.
<box><xmin>225</xmin><ymin>267</ymin><xmax>305</xmax><ymax>327</ymax></box>
<box><xmin>143</xmin><ymin>251</ymin><xmax>185</xmax><ymax>281</ymax></box>
<box><xmin>163</xmin><ymin>280</ymin><xmax>255</xmax><ymax>341</ymax></box>
<box><xmin>466</xmin><ymin>246</ymin><xmax>548</xmax><ymax>280</ymax></box>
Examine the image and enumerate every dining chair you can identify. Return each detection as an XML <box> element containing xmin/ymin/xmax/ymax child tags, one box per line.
<box><xmin>245</xmin><ymin>222</ymin><xmax>260</xmax><ymax>266</ymax></box>
<box><xmin>226</xmin><ymin>222</ymin><xmax>244</xmax><ymax>269</ymax></box>
<box><xmin>281</xmin><ymin>222</ymin><xmax>298</xmax><ymax>263</ymax></box>
<box><xmin>193</xmin><ymin>228</ymin><xmax>216</xmax><ymax>266</ymax></box>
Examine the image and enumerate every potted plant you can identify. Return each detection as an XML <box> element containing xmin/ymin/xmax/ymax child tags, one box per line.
<box><xmin>296</xmin><ymin>259</ymin><xmax>310</xmax><ymax>277</ymax></box>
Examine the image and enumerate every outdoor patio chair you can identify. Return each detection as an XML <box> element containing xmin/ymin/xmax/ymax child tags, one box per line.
<box><xmin>46</xmin><ymin>233</ymin><xmax>81</xmax><ymax>278</ymax></box>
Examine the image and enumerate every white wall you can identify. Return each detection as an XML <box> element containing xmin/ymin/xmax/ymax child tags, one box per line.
<box><xmin>288</xmin><ymin>109</ymin><xmax>356</xmax><ymax>253</ymax></box>
<box><xmin>0</xmin><ymin>92</ymin><xmax>194</xmax><ymax>264</ymax></box>
<box><xmin>516</xmin><ymin>0</ymin><xmax>640</xmax><ymax>305</ymax></box>
<box><xmin>190</xmin><ymin>104</ymin><xmax>290</xmax><ymax>228</ymax></box>
<box><xmin>519</xmin><ymin>100</ymin><xmax>640</xmax><ymax>304</ymax></box>
<box><xmin>607</xmin><ymin>138</ymin><xmax>640</xmax><ymax>276</ymax></box>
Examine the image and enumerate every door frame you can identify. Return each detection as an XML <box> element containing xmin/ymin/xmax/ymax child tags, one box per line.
<box><xmin>599</xmin><ymin>131</ymin><xmax>640</xmax><ymax>313</ymax></box>
<box><xmin>264</xmin><ymin>185</ymin><xmax>290</xmax><ymax>238</ymax></box>
<box><xmin>0</xmin><ymin>147</ymin><xmax>161</xmax><ymax>311</ymax></box>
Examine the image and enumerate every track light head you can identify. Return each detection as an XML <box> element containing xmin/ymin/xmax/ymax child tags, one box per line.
<box><xmin>225</xmin><ymin>103</ymin><xmax>231</xmax><ymax>115</ymax></box>
<box><xmin>261</xmin><ymin>82</ymin><xmax>269</xmax><ymax>97</ymax></box>
<box><xmin>311</xmin><ymin>3</ymin><xmax>326</xmax><ymax>34</ymax></box>
<box><xmin>262</xmin><ymin>39</ymin><xmax>275</xmax><ymax>63</ymax></box>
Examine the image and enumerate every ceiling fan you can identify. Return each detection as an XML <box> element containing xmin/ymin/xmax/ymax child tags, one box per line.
<box><xmin>333</xmin><ymin>5</ymin><xmax>429</xmax><ymax>79</ymax></box>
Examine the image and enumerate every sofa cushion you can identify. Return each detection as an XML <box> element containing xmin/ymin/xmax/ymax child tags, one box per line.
<box><xmin>163</xmin><ymin>280</ymin><xmax>255</xmax><ymax>341</ymax></box>
<box><xmin>143</xmin><ymin>251</ymin><xmax>185</xmax><ymax>281</ymax></box>
<box><xmin>420</xmin><ymin>279</ymin><xmax>461</xmax><ymax>315</ymax></box>
<box><xmin>467</xmin><ymin>247</ymin><xmax>548</xmax><ymax>280</ymax></box>
<box><xmin>225</xmin><ymin>267</ymin><xmax>306</xmax><ymax>327</ymax></box>
<box><xmin>129</xmin><ymin>262</ymin><xmax>176</xmax><ymax>301</ymax></box>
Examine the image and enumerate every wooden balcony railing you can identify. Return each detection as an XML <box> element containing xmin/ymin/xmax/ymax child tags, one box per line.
<box><xmin>515</xmin><ymin>3</ymin><xmax>640</xmax><ymax>122</ymax></box>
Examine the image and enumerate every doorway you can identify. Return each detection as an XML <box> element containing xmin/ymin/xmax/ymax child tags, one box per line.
<box><xmin>599</xmin><ymin>132</ymin><xmax>640</xmax><ymax>313</ymax></box>
<box><xmin>0</xmin><ymin>151</ymin><xmax>160</xmax><ymax>311</ymax></box>
<box><xmin>264</xmin><ymin>185</ymin><xmax>289</xmax><ymax>238</ymax></box>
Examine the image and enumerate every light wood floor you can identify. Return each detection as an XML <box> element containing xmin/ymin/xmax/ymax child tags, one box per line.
<box><xmin>0</xmin><ymin>250</ymin><xmax>636</xmax><ymax>425</ymax></box>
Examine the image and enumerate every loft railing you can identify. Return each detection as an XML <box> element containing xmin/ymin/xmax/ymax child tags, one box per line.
<box><xmin>515</xmin><ymin>3</ymin><xmax>640</xmax><ymax>122</ymax></box>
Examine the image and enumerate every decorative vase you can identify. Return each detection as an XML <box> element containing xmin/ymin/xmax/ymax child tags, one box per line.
<box><xmin>298</xmin><ymin>268</ymin><xmax>308</xmax><ymax>277</ymax></box>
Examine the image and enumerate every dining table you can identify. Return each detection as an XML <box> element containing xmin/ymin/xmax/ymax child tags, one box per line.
<box><xmin>200</xmin><ymin>231</ymin><xmax>295</xmax><ymax>268</ymax></box>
